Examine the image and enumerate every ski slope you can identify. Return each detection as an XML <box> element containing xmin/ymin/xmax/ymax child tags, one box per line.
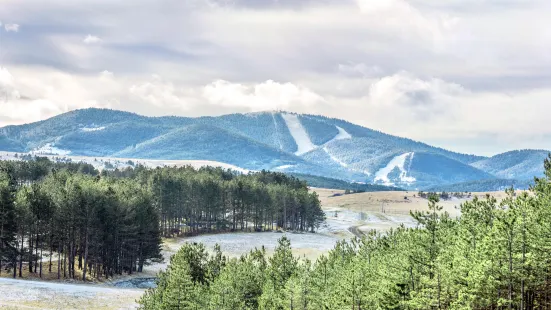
<box><xmin>332</xmin><ymin>126</ymin><xmax>352</xmax><ymax>141</ymax></box>
<box><xmin>374</xmin><ymin>152</ymin><xmax>416</xmax><ymax>186</ymax></box>
<box><xmin>281</xmin><ymin>113</ymin><xmax>317</xmax><ymax>155</ymax></box>
<box><xmin>322</xmin><ymin>126</ymin><xmax>353</xmax><ymax>168</ymax></box>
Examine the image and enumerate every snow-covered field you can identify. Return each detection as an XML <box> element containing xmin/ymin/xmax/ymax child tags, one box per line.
<box><xmin>30</xmin><ymin>143</ymin><xmax>72</xmax><ymax>156</ymax></box>
<box><xmin>180</xmin><ymin>232</ymin><xmax>340</xmax><ymax>260</ymax></box>
<box><xmin>0</xmin><ymin>278</ymin><xmax>142</xmax><ymax>309</ymax></box>
<box><xmin>0</xmin><ymin>151</ymin><xmax>249</xmax><ymax>174</ymax></box>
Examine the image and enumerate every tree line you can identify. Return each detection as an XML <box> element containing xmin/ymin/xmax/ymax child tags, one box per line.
<box><xmin>0</xmin><ymin>157</ymin><xmax>324</xmax><ymax>281</ymax></box>
<box><xmin>140</xmin><ymin>157</ymin><xmax>551</xmax><ymax>309</ymax></box>
<box><xmin>417</xmin><ymin>190</ymin><xmax>473</xmax><ymax>200</ymax></box>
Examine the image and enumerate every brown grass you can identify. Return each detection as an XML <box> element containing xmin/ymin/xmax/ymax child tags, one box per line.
<box><xmin>313</xmin><ymin>188</ymin><xmax>518</xmax><ymax>217</ymax></box>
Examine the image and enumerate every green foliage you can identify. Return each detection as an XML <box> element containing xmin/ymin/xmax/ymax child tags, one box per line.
<box><xmin>427</xmin><ymin>178</ymin><xmax>534</xmax><ymax>192</ymax></box>
<box><xmin>288</xmin><ymin>172</ymin><xmax>403</xmax><ymax>192</ymax></box>
<box><xmin>0</xmin><ymin>162</ymin><xmax>17</xmax><ymax>275</ymax></box>
<box><xmin>140</xmin><ymin>156</ymin><xmax>551</xmax><ymax>309</ymax></box>
<box><xmin>0</xmin><ymin>157</ymin><xmax>324</xmax><ymax>280</ymax></box>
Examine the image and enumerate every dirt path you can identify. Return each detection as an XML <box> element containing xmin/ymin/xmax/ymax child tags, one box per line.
<box><xmin>347</xmin><ymin>225</ymin><xmax>364</xmax><ymax>238</ymax></box>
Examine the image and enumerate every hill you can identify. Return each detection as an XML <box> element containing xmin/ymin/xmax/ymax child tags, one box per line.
<box><xmin>471</xmin><ymin>149</ymin><xmax>549</xmax><ymax>180</ymax></box>
<box><xmin>0</xmin><ymin>108</ymin><xmax>548</xmax><ymax>190</ymax></box>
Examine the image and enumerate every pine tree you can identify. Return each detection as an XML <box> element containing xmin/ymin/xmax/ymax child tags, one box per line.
<box><xmin>0</xmin><ymin>163</ymin><xmax>17</xmax><ymax>276</ymax></box>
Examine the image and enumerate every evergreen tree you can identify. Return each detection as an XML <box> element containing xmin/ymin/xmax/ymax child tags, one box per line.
<box><xmin>0</xmin><ymin>163</ymin><xmax>17</xmax><ymax>276</ymax></box>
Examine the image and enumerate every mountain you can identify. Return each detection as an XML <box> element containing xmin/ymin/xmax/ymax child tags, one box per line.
<box><xmin>0</xmin><ymin>108</ymin><xmax>548</xmax><ymax>190</ymax></box>
<box><xmin>471</xmin><ymin>150</ymin><xmax>549</xmax><ymax>180</ymax></box>
<box><xmin>113</xmin><ymin>124</ymin><xmax>302</xmax><ymax>170</ymax></box>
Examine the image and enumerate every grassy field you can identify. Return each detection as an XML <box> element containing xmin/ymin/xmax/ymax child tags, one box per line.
<box><xmin>315</xmin><ymin>188</ymin><xmax>514</xmax><ymax>213</ymax></box>
<box><xmin>314</xmin><ymin>188</ymin><xmax>517</xmax><ymax>234</ymax></box>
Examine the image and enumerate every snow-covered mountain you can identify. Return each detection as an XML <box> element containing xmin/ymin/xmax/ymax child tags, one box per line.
<box><xmin>0</xmin><ymin>108</ymin><xmax>547</xmax><ymax>190</ymax></box>
<box><xmin>471</xmin><ymin>150</ymin><xmax>549</xmax><ymax>180</ymax></box>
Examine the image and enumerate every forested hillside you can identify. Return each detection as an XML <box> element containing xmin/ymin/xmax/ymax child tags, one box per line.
<box><xmin>287</xmin><ymin>173</ymin><xmax>404</xmax><ymax>192</ymax></box>
<box><xmin>427</xmin><ymin>178</ymin><xmax>535</xmax><ymax>192</ymax></box>
<box><xmin>1</xmin><ymin>108</ymin><xmax>548</xmax><ymax>190</ymax></box>
<box><xmin>0</xmin><ymin>158</ymin><xmax>324</xmax><ymax>281</ymax></box>
<box><xmin>138</xmin><ymin>157</ymin><xmax>551</xmax><ymax>309</ymax></box>
<box><xmin>472</xmin><ymin>149</ymin><xmax>550</xmax><ymax>180</ymax></box>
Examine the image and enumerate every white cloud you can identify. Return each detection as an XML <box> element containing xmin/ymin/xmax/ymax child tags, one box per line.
<box><xmin>0</xmin><ymin>0</ymin><xmax>550</xmax><ymax>154</ymax></box>
<box><xmin>203</xmin><ymin>80</ymin><xmax>324</xmax><ymax>111</ymax></box>
<box><xmin>322</xmin><ymin>71</ymin><xmax>551</xmax><ymax>154</ymax></box>
<box><xmin>0</xmin><ymin>66</ymin><xmax>113</xmax><ymax>125</ymax></box>
<box><xmin>83</xmin><ymin>34</ymin><xmax>101</xmax><ymax>44</ymax></box>
<box><xmin>4</xmin><ymin>23</ymin><xmax>19</xmax><ymax>32</ymax></box>
<box><xmin>129</xmin><ymin>77</ymin><xmax>197</xmax><ymax>109</ymax></box>
<box><xmin>99</xmin><ymin>70</ymin><xmax>114</xmax><ymax>79</ymax></box>
<box><xmin>2</xmin><ymin>63</ymin><xmax>551</xmax><ymax>155</ymax></box>
<box><xmin>0</xmin><ymin>67</ymin><xmax>21</xmax><ymax>101</ymax></box>
<box><xmin>338</xmin><ymin>63</ymin><xmax>383</xmax><ymax>78</ymax></box>
<box><xmin>367</xmin><ymin>71</ymin><xmax>465</xmax><ymax>109</ymax></box>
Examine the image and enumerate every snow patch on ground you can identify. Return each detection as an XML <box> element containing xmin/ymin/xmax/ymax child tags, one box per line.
<box><xmin>274</xmin><ymin>164</ymin><xmax>295</xmax><ymax>170</ymax></box>
<box><xmin>81</xmin><ymin>126</ymin><xmax>106</xmax><ymax>132</ymax></box>
<box><xmin>31</xmin><ymin>143</ymin><xmax>72</xmax><ymax>156</ymax></box>
<box><xmin>374</xmin><ymin>152</ymin><xmax>416</xmax><ymax>186</ymax></box>
<box><xmin>0</xmin><ymin>152</ymin><xmax>250</xmax><ymax>174</ymax></box>
<box><xmin>0</xmin><ymin>278</ymin><xmax>142</xmax><ymax>309</ymax></box>
<box><xmin>320</xmin><ymin>208</ymin><xmax>417</xmax><ymax>234</ymax></box>
<box><xmin>184</xmin><ymin>232</ymin><xmax>339</xmax><ymax>257</ymax></box>
<box><xmin>281</xmin><ymin>113</ymin><xmax>317</xmax><ymax>155</ymax></box>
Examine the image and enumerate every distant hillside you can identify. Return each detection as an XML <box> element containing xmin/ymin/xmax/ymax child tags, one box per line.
<box><xmin>0</xmin><ymin>108</ymin><xmax>548</xmax><ymax>190</ymax></box>
<box><xmin>427</xmin><ymin>178</ymin><xmax>535</xmax><ymax>192</ymax></box>
<box><xmin>472</xmin><ymin>150</ymin><xmax>549</xmax><ymax>180</ymax></box>
<box><xmin>114</xmin><ymin>124</ymin><xmax>304</xmax><ymax>170</ymax></box>
<box><xmin>288</xmin><ymin>173</ymin><xmax>404</xmax><ymax>192</ymax></box>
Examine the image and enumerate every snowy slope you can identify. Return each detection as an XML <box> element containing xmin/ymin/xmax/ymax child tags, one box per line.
<box><xmin>320</xmin><ymin>126</ymin><xmax>353</xmax><ymax>167</ymax></box>
<box><xmin>374</xmin><ymin>152</ymin><xmax>416</xmax><ymax>186</ymax></box>
<box><xmin>281</xmin><ymin>113</ymin><xmax>317</xmax><ymax>155</ymax></box>
<box><xmin>2</xmin><ymin>108</ymin><xmax>547</xmax><ymax>190</ymax></box>
<box><xmin>31</xmin><ymin>143</ymin><xmax>72</xmax><ymax>156</ymax></box>
<box><xmin>333</xmin><ymin>126</ymin><xmax>352</xmax><ymax>141</ymax></box>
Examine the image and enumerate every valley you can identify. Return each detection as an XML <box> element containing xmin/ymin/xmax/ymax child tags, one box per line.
<box><xmin>0</xmin><ymin>109</ymin><xmax>546</xmax><ymax>309</ymax></box>
<box><xmin>0</xmin><ymin>185</ymin><xmax>510</xmax><ymax>309</ymax></box>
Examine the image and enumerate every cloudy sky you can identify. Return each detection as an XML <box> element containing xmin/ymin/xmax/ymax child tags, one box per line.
<box><xmin>0</xmin><ymin>0</ymin><xmax>550</xmax><ymax>155</ymax></box>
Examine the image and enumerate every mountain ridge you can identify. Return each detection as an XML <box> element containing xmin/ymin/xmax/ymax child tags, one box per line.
<box><xmin>0</xmin><ymin>108</ymin><xmax>547</xmax><ymax>190</ymax></box>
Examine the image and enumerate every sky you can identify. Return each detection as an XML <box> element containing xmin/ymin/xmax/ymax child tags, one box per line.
<box><xmin>0</xmin><ymin>0</ymin><xmax>550</xmax><ymax>156</ymax></box>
